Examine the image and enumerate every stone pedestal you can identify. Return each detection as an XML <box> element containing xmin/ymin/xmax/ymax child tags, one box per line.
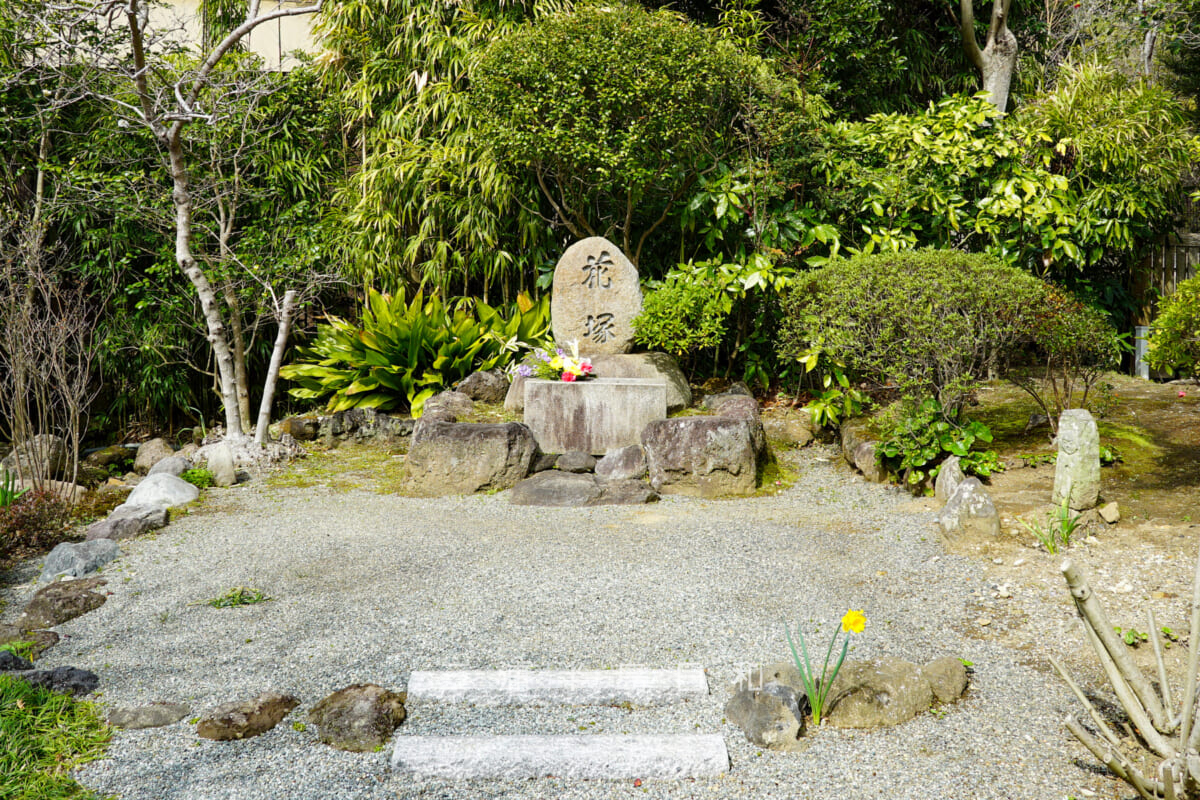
<box><xmin>524</xmin><ymin>378</ymin><xmax>666</xmax><ymax>455</ymax></box>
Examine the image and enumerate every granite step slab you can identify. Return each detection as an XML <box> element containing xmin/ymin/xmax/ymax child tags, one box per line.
<box><xmin>391</xmin><ymin>734</ymin><xmax>729</xmax><ymax>780</ymax></box>
<box><xmin>405</xmin><ymin>668</ymin><xmax>708</xmax><ymax>707</ymax></box>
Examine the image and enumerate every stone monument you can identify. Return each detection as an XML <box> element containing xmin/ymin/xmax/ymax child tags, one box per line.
<box><xmin>1053</xmin><ymin>409</ymin><xmax>1100</xmax><ymax>510</ymax></box>
<box><xmin>549</xmin><ymin>236</ymin><xmax>641</xmax><ymax>355</ymax></box>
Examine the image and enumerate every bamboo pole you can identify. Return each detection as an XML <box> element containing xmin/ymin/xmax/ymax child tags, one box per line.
<box><xmin>1063</xmin><ymin>559</ymin><xmax>1171</xmax><ymax>732</ymax></box>
<box><xmin>1149</xmin><ymin>608</ymin><xmax>1176</xmax><ymax>723</ymax></box>
<box><xmin>1182</xmin><ymin>544</ymin><xmax>1200</xmax><ymax>751</ymax></box>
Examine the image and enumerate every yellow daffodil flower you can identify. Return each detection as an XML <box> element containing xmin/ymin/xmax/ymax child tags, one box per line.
<box><xmin>841</xmin><ymin>609</ymin><xmax>866</xmax><ymax>634</ymax></box>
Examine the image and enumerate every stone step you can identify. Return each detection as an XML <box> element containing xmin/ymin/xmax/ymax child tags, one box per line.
<box><xmin>391</xmin><ymin>734</ymin><xmax>729</xmax><ymax>780</ymax></box>
<box><xmin>405</xmin><ymin>668</ymin><xmax>708</xmax><ymax>707</ymax></box>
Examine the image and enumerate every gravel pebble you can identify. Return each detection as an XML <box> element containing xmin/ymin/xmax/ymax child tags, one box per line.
<box><xmin>2</xmin><ymin>445</ymin><xmax>1117</xmax><ymax>799</ymax></box>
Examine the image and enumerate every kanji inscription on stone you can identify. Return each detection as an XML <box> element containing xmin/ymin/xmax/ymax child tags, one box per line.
<box><xmin>550</xmin><ymin>237</ymin><xmax>641</xmax><ymax>355</ymax></box>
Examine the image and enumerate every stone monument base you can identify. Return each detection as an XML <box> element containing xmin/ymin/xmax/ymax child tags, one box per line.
<box><xmin>524</xmin><ymin>378</ymin><xmax>666</xmax><ymax>455</ymax></box>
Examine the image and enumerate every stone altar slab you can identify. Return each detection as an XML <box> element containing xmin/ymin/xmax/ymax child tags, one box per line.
<box><xmin>524</xmin><ymin>378</ymin><xmax>666</xmax><ymax>455</ymax></box>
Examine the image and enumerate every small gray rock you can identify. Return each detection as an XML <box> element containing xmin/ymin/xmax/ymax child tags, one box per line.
<box><xmin>937</xmin><ymin>478</ymin><xmax>1000</xmax><ymax>540</ymax></box>
<box><xmin>826</xmin><ymin>657</ymin><xmax>933</xmax><ymax>729</ymax></box>
<box><xmin>39</xmin><ymin>541</ymin><xmax>120</xmax><ymax>584</ymax></box>
<box><xmin>122</xmin><ymin>473</ymin><xmax>200</xmax><ymax>510</ymax></box>
<box><xmin>509</xmin><ymin>471</ymin><xmax>604</xmax><ymax>507</ymax></box>
<box><xmin>279</xmin><ymin>416</ymin><xmax>320</xmax><ymax>441</ymax></box>
<box><xmin>556</xmin><ymin>451</ymin><xmax>596</xmax><ymax>473</ymax></box>
<box><xmin>423</xmin><ymin>391</ymin><xmax>474</xmax><ymax>420</ymax></box>
<box><xmin>107</xmin><ymin>702</ymin><xmax>191</xmax><ymax>729</ymax></box>
<box><xmin>724</xmin><ymin>663</ymin><xmax>806</xmax><ymax>751</ymax></box>
<box><xmin>530</xmin><ymin>452</ymin><xmax>559</xmax><ymax>473</ymax></box>
<box><xmin>0</xmin><ymin>651</ymin><xmax>32</xmax><ymax>671</ymax></box>
<box><xmin>595</xmin><ymin>479</ymin><xmax>659</xmax><ymax>505</ymax></box>
<box><xmin>504</xmin><ymin>374</ymin><xmax>528</xmax><ymax>415</ymax></box>
<box><xmin>935</xmin><ymin>456</ymin><xmax>966</xmax><ymax>502</ymax></box>
<box><xmin>19</xmin><ymin>578</ymin><xmax>107</xmax><ymax>629</ymax></box>
<box><xmin>196</xmin><ymin>692</ymin><xmax>300</xmax><ymax>741</ymax></box>
<box><xmin>147</xmin><ymin>455</ymin><xmax>191</xmax><ymax>477</ymax></box>
<box><xmin>15</xmin><ymin>666</ymin><xmax>99</xmax><ymax>696</ymax></box>
<box><xmin>853</xmin><ymin>441</ymin><xmax>887</xmax><ymax>483</ymax></box>
<box><xmin>921</xmin><ymin>656</ymin><xmax>969</xmax><ymax>704</ymax></box>
<box><xmin>595</xmin><ymin>445</ymin><xmax>647</xmax><ymax>481</ymax></box>
<box><xmin>85</xmin><ymin>504</ymin><xmax>169</xmax><ymax>541</ymax></box>
<box><xmin>207</xmin><ymin>442</ymin><xmax>236</xmax><ymax>487</ymax></box>
<box><xmin>456</xmin><ymin>370</ymin><xmax>509</xmax><ymax>405</ymax></box>
<box><xmin>309</xmin><ymin>684</ymin><xmax>407</xmax><ymax>752</ymax></box>
<box><xmin>1099</xmin><ymin>501</ymin><xmax>1120</xmax><ymax>524</ymax></box>
<box><xmin>762</xmin><ymin>412</ymin><xmax>815</xmax><ymax>448</ymax></box>
<box><xmin>133</xmin><ymin>438</ymin><xmax>175</xmax><ymax>475</ymax></box>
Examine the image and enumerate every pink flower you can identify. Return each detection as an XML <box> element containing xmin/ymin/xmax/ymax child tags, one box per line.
<box><xmin>1179</xmin><ymin>390</ymin><xmax>1187</xmax><ymax>397</ymax></box>
<box><xmin>562</xmin><ymin>372</ymin><xmax>577</xmax><ymax>382</ymax></box>
<box><xmin>581</xmin><ymin>361</ymin><xmax>594</xmax><ymax>374</ymax></box>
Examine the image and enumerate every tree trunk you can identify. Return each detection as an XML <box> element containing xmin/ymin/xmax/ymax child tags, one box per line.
<box><xmin>980</xmin><ymin>28</ymin><xmax>1018</xmax><ymax>114</ymax></box>
<box><xmin>254</xmin><ymin>289</ymin><xmax>296</xmax><ymax>445</ymax></box>
<box><xmin>166</xmin><ymin>130</ymin><xmax>245</xmax><ymax>439</ymax></box>
<box><xmin>223</xmin><ymin>282</ymin><xmax>252</xmax><ymax>432</ymax></box>
<box><xmin>959</xmin><ymin>0</ymin><xmax>1018</xmax><ymax>114</ymax></box>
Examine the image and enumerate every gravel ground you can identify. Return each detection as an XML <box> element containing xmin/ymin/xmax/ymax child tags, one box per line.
<box><xmin>1</xmin><ymin>445</ymin><xmax>1119</xmax><ymax>800</ymax></box>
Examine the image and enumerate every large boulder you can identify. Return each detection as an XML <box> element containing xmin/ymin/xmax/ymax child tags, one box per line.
<box><xmin>937</xmin><ymin>477</ymin><xmax>1000</xmax><ymax>540</ymax></box>
<box><xmin>825</xmin><ymin>657</ymin><xmax>934</xmax><ymax>729</ymax></box>
<box><xmin>587</xmin><ymin>353</ymin><xmax>692</xmax><ymax>413</ymax></box>
<box><xmin>853</xmin><ymin>442</ymin><xmax>888</xmax><ymax>483</ymax></box>
<box><xmin>0</xmin><ymin>651</ymin><xmax>32</xmax><ymax>671</ymax></box>
<box><xmin>724</xmin><ymin>663</ymin><xmax>806</xmax><ymax>751</ymax></box>
<box><xmin>133</xmin><ymin>438</ymin><xmax>175</xmax><ymax>475</ymax></box>
<box><xmin>1053</xmin><ymin>408</ymin><xmax>1100</xmax><ymax>511</ymax></box>
<box><xmin>85</xmin><ymin>504</ymin><xmax>169</xmax><ymax>541</ymax></box>
<box><xmin>279</xmin><ymin>415</ymin><xmax>320</xmax><ymax>442</ymax></box>
<box><xmin>402</xmin><ymin>422</ymin><xmax>536</xmax><ymax>496</ymax></box>
<box><xmin>84</xmin><ymin>445</ymin><xmax>131</xmax><ymax>469</ymax></box>
<box><xmin>18</xmin><ymin>578</ymin><xmax>107</xmax><ymax>630</ymax></box>
<box><xmin>595</xmin><ymin>445</ymin><xmax>647</xmax><ymax>481</ymax></box>
<box><xmin>1</xmin><ymin>434</ymin><xmax>69</xmax><ymax>479</ymax></box>
<box><xmin>703</xmin><ymin>393</ymin><xmax>759</xmax><ymax>419</ymax></box>
<box><xmin>121</xmin><ymin>473</ymin><xmax>200</xmax><ymax>510</ymax></box>
<box><xmin>309</xmin><ymin>684</ymin><xmax>407</xmax><ymax>752</ymax></box>
<box><xmin>641</xmin><ymin>416</ymin><xmax>764</xmax><ymax>498</ymax></box>
<box><xmin>38</xmin><ymin>540</ymin><xmax>120</xmax><ymax>584</ymax></box>
<box><xmin>456</xmin><ymin>370</ymin><xmax>509</xmax><ymax>405</ymax></box>
<box><xmin>196</xmin><ymin>692</ymin><xmax>300</xmax><ymax>741</ymax></box>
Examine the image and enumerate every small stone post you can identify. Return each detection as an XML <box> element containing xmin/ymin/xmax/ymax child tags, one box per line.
<box><xmin>1053</xmin><ymin>409</ymin><xmax>1100</xmax><ymax>511</ymax></box>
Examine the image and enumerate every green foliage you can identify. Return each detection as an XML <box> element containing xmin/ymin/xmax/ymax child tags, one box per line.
<box><xmin>180</xmin><ymin>469</ymin><xmax>215</xmax><ymax>489</ymax></box>
<box><xmin>0</xmin><ymin>640</ymin><xmax>34</xmax><ymax>661</ymax></box>
<box><xmin>1019</xmin><ymin>494</ymin><xmax>1081</xmax><ymax>554</ymax></box>
<box><xmin>1147</xmin><ymin>275</ymin><xmax>1200</xmax><ymax>377</ymax></box>
<box><xmin>282</xmin><ymin>289</ymin><xmax>549</xmax><ymax>415</ymax></box>
<box><xmin>877</xmin><ymin>398</ymin><xmax>1002</xmax><ymax>489</ymax></box>
<box><xmin>316</xmin><ymin>0</ymin><xmax>562</xmax><ymax>293</ymax></box>
<box><xmin>0</xmin><ymin>673</ymin><xmax>111</xmax><ymax>800</ymax></box>
<box><xmin>780</xmin><ymin>250</ymin><xmax>1045</xmax><ymax>414</ymax></box>
<box><xmin>0</xmin><ymin>490</ymin><xmax>72</xmax><ymax>559</ymax></box>
<box><xmin>472</xmin><ymin>3</ymin><xmax>756</xmax><ymax>265</ymax></box>
<box><xmin>1008</xmin><ymin>286</ymin><xmax>1123</xmax><ymax>430</ymax></box>
<box><xmin>1115</xmin><ymin>626</ymin><xmax>1149</xmax><ymax>648</ymax></box>
<box><xmin>632</xmin><ymin>268</ymin><xmax>732</xmax><ymax>362</ymax></box>
<box><xmin>0</xmin><ymin>470</ymin><xmax>26</xmax><ymax>509</ymax></box>
<box><xmin>205</xmin><ymin>587</ymin><xmax>272</xmax><ymax>608</ymax></box>
<box><xmin>811</xmin><ymin>70</ymin><xmax>1197</xmax><ymax>304</ymax></box>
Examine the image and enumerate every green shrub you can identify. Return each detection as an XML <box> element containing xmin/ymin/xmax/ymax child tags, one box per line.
<box><xmin>633</xmin><ymin>273</ymin><xmax>729</xmax><ymax>362</ymax></box>
<box><xmin>0</xmin><ymin>490</ymin><xmax>72</xmax><ymax>559</ymax></box>
<box><xmin>877</xmin><ymin>397</ymin><xmax>1003</xmax><ymax>490</ymax></box>
<box><xmin>1147</xmin><ymin>275</ymin><xmax>1200</xmax><ymax>377</ymax></box>
<box><xmin>0</xmin><ymin>470</ymin><xmax>26</xmax><ymax>509</ymax></box>
<box><xmin>0</xmin><ymin>673</ymin><xmax>111</xmax><ymax>799</ymax></box>
<box><xmin>1008</xmin><ymin>285</ymin><xmax>1122</xmax><ymax>432</ymax></box>
<box><xmin>180</xmin><ymin>468</ymin><xmax>214</xmax><ymax>489</ymax></box>
<box><xmin>780</xmin><ymin>250</ymin><xmax>1044</xmax><ymax>416</ymax></box>
<box><xmin>281</xmin><ymin>290</ymin><xmax>549</xmax><ymax>416</ymax></box>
